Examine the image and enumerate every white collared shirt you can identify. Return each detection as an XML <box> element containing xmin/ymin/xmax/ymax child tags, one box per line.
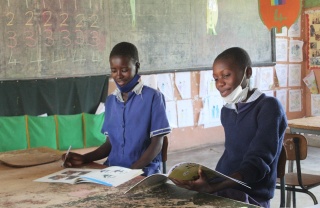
<box><xmin>112</xmin><ymin>82</ymin><xmax>144</xmax><ymax>102</ymax></box>
<box><xmin>224</xmin><ymin>89</ymin><xmax>263</xmax><ymax>110</ymax></box>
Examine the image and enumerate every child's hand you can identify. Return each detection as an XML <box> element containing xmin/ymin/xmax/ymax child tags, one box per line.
<box><xmin>61</xmin><ymin>152</ymin><xmax>85</xmax><ymax>167</ymax></box>
<box><xmin>170</xmin><ymin>169</ymin><xmax>214</xmax><ymax>193</ymax></box>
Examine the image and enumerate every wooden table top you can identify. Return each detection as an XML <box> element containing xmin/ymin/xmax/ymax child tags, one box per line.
<box><xmin>287</xmin><ymin>116</ymin><xmax>320</xmax><ymax>131</ymax></box>
<box><xmin>0</xmin><ymin>149</ymin><xmax>259</xmax><ymax>208</ymax></box>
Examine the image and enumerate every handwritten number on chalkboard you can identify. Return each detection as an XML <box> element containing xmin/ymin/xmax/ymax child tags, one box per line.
<box><xmin>24</xmin><ymin>31</ymin><xmax>37</xmax><ymax>47</ymax></box>
<box><xmin>8</xmin><ymin>50</ymin><xmax>19</xmax><ymax>65</ymax></box>
<box><xmin>90</xmin><ymin>15</ymin><xmax>99</xmax><ymax>28</ymax></box>
<box><xmin>60</xmin><ymin>13</ymin><xmax>69</xmax><ymax>27</ymax></box>
<box><xmin>6</xmin><ymin>12</ymin><xmax>14</xmax><ymax>26</ymax></box>
<box><xmin>44</xmin><ymin>29</ymin><xmax>54</xmax><ymax>46</ymax></box>
<box><xmin>43</xmin><ymin>11</ymin><xmax>52</xmax><ymax>27</ymax></box>
<box><xmin>92</xmin><ymin>51</ymin><xmax>101</xmax><ymax>62</ymax></box>
<box><xmin>75</xmin><ymin>30</ymin><xmax>85</xmax><ymax>45</ymax></box>
<box><xmin>4</xmin><ymin>2</ymin><xmax>105</xmax><ymax>73</ymax></box>
<box><xmin>7</xmin><ymin>31</ymin><xmax>17</xmax><ymax>48</ymax></box>
<box><xmin>25</xmin><ymin>11</ymin><xmax>33</xmax><ymax>26</ymax></box>
<box><xmin>88</xmin><ymin>31</ymin><xmax>99</xmax><ymax>46</ymax></box>
<box><xmin>75</xmin><ymin>14</ymin><xmax>85</xmax><ymax>28</ymax></box>
<box><xmin>61</xmin><ymin>30</ymin><xmax>71</xmax><ymax>46</ymax></box>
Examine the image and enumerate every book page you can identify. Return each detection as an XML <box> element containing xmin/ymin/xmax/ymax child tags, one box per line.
<box><xmin>34</xmin><ymin>168</ymin><xmax>97</xmax><ymax>184</ymax></box>
<box><xmin>80</xmin><ymin>166</ymin><xmax>143</xmax><ymax>187</ymax></box>
<box><xmin>167</xmin><ymin>162</ymin><xmax>250</xmax><ymax>189</ymax></box>
<box><xmin>125</xmin><ymin>173</ymin><xmax>168</xmax><ymax>194</ymax></box>
<box><xmin>125</xmin><ymin>162</ymin><xmax>251</xmax><ymax>194</ymax></box>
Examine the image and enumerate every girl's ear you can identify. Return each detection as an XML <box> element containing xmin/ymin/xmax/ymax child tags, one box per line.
<box><xmin>246</xmin><ymin>67</ymin><xmax>252</xmax><ymax>79</ymax></box>
<box><xmin>135</xmin><ymin>62</ymin><xmax>140</xmax><ymax>74</ymax></box>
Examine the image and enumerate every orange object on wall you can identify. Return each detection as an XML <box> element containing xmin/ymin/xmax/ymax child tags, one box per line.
<box><xmin>258</xmin><ymin>0</ymin><xmax>302</xmax><ymax>33</ymax></box>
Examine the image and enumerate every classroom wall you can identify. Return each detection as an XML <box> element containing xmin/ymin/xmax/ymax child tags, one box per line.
<box><xmin>303</xmin><ymin>1</ymin><xmax>320</xmax><ymax>117</ymax></box>
<box><xmin>107</xmin><ymin>62</ymin><xmax>306</xmax><ymax>152</ymax></box>
<box><xmin>274</xmin><ymin>17</ymin><xmax>306</xmax><ymax>119</ymax></box>
<box><xmin>107</xmin><ymin>3</ymin><xmax>310</xmax><ymax>152</ymax></box>
<box><xmin>107</xmin><ymin>71</ymin><xmax>226</xmax><ymax>152</ymax></box>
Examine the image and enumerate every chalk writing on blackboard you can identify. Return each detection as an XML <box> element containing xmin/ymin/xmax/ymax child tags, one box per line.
<box><xmin>1</xmin><ymin>0</ymin><xmax>107</xmax><ymax>79</ymax></box>
<box><xmin>0</xmin><ymin>0</ymin><xmax>274</xmax><ymax>80</ymax></box>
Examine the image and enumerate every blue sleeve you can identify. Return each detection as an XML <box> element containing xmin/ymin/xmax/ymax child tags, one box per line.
<box><xmin>150</xmin><ymin>91</ymin><xmax>171</xmax><ymax>137</ymax></box>
<box><xmin>237</xmin><ymin>98</ymin><xmax>287</xmax><ymax>183</ymax></box>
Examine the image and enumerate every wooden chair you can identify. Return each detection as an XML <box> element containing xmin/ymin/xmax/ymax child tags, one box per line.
<box><xmin>277</xmin><ymin>133</ymin><xmax>320</xmax><ymax>207</ymax></box>
<box><xmin>276</xmin><ymin>145</ymin><xmax>287</xmax><ymax>208</ymax></box>
<box><xmin>161</xmin><ymin>135</ymin><xmax>169</xmax><ymax>174</ymax></box>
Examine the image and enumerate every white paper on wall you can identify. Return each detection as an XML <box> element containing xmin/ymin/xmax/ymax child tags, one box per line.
<box><xmin>288</xmin><ymin>17</ymin><xmax>301</xmax><ymax>38</ymax></box>
<box><xmin>175</xmin><ymin>72</ymin><xmax>191</xmax><ymax>99</ymax></box>
<box><xmin>288</xmin><ymin>89</ymin><xmax>302</xmax><ymax>112</ymax></box>
<box><xmin>257</xmin><ymin>67</ymin><xmax>274</xmax><ymax>90</ymax></box>
<box><xmin>141</xmin><ymin>74</ymin><xmax>157</xmax><ymax>90</ymax></box>
<box><xmin>250</xmin><ymin>67</ymin><xmax>259</xmax><ymax>89</ymax></box>
<box><xmin>276</xmin><ymin>89</ymin><xmax>287</xmax><ymax>113</ymax></box>
<box><xmin>275</xmin><ymin>64</ymin><xmax>288</xmax><ymax>87</ymax></box>
<box><xmin>288</xmin><ymin>64</ymin><xmax>301</xmax><ymax>87</ymax></box>
<box><xmin>311</xmin><ymin>94</ymin><xmax>320</xmax><ymax>116</ymax></box>
<box><xmin>289</xmin><ymin>40</ymin><xmax>303</xmax><ymax>62</ymax></box>
<box><xmin>165</xmin><ymin>101</ymin><xmax>178</xmax><ymax>128</ymax></box>
<box><xmin>199</xmin><ymin>70</ymin><xmax>216</xmax><ymax>98</ymax></box>
<box><xmin>303</xmin><ymin>70</ymin><xmax>319</xmax><ymax>94</ymax></box>
<box><xmin>157</xmin><ymin>73</ymin><xmax>174</xmax><ymax>101</ymax></box>
<box><xmin>176</xmin><ymin>99</ymin><xmax>194</xmax><ymax>128</ymax></box>
<box><xmin>276</xmin><ymin>38</ymin><xmax>288</xmax><ymax>62</ymax></box>
<box><xmin>201</xmin><ymin>93</ymin><xmax>223</xmax><ymax>128</ymax></box>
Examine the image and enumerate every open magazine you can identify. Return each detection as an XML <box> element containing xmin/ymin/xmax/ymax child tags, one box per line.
<box><xmin>34</xmin><ymin>166</ymin><xmax>143</xmax><ymax>187</ymax></box>
<box><xmin>125</xmin><ymin>162</ymin><xmax>250</xmax><ymax>193</ymax></box>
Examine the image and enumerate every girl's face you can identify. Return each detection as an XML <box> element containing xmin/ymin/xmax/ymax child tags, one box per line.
<box><xmin>110</xmin><ymin>55</ymin><xmax>136</xmax><ymax>87</ymax></box>
<box><xmin>212</xmin><ymin>59</ymin><xmax>245</xmax><ymax>97</ymax></box>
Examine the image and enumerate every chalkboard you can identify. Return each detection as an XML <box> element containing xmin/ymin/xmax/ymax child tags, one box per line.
<box><xmin>0</xmin><ymin>0</ymin><xmax>275</xmax><ymax>80</ymax></box>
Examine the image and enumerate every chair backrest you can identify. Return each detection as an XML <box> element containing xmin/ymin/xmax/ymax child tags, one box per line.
<box><xmin>277</xmin><ymin>145</ymin><xmax>287</xmax><ymax>178</ymax></box>
<box><xmin>162</xmin><ymin>136</ymin><xmax>168</xmax><ymax>162</ymax></box>
<box><xmin>283</xmin><ymin>133</ymin><xmax>308</xmax><ymax>161</ymax></box>
<box><xmin>161</xmin><ymin>135</ymin><xmax>169</xmax><ymax>174</ymax></box>
<box><xmin>277</xmin><ymin>145</ymin><xmax>287</xmax><ymax>208</ymax></box>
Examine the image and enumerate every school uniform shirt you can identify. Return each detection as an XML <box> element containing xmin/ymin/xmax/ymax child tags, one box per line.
<box><xmin>216</xmin><ymin>89</ymin><xmax>287</xmax><ymax>200</ymax></box>
<box><xmin>101</xmin><ymin>82</ymin><xmax>171</xmax><ymax>176</ymax></box>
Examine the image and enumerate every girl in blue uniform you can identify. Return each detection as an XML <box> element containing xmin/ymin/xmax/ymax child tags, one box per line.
<box><xmin>171</xmin><ymin>47</ymin><xmax>287</xmax><ymax>208</ymax></box>
<box><xmin>62</xmin><ymin>42</ymin><xmax>171</xmax><ymax>176</ymax></box>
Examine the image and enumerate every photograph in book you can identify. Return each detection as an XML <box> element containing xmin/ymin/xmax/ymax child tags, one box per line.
<box><xmin>125</xmin><ymin>162</ymin><xmax>250</xmax><ymax>194</ymax></box>
<box><xmin>34</xmin><ymin>166</ymin><xmax>143</xmax><ymax>187</ymax></box>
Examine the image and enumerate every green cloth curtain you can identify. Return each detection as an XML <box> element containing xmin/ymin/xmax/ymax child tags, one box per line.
<box><xmin>0</xmin><ymin>113</ymin><xmax>105</xmax><ymax>152</ymax></box>
<box><xmin>83</xmin><ymin>113</ymin><xmax>106</xmax><ymax>147</ymax></box>
<box><xmin>28</xmin><ymin>116</ymin><xmax>57</xmax><ymax>149</ymax></box>
<box><xmin>0</xmin><ymin>116</ymin><xmax>27</xmax><ymax>152</ymax></box>
<box><xmin>0</xmin><ymin>75</ymin><xmax>109</xmax><ymax>116</ymax></box>
<box><xmin>56</xmin><ymin>114</ymin><xmax>84</xmax><ymax>150</ymax></box>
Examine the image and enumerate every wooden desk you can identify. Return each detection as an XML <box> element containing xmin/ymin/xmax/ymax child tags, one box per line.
<box><xmin>0</xmin><ymin>157</ymin><xmax>258</xmax><ymax>207</ymax></box>
<box><xmin>288</xmin><ymin>116</ymin><xmax>320</xmax><ymax>135</ymax></box>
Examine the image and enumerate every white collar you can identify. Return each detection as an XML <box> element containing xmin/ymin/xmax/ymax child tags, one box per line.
<box><xmin>224</xmin><ymin>89</ymin><xmax>263</xmax><ymax>110</ymax></box>
<box><xmin>113</xmin><ymin>82</ymin><xmax>144</xmax><ymax>102</ymax></box>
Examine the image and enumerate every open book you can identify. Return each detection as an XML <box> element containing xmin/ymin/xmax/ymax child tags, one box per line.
<box><xmin>34</xmin><ymin>166</ymin><xmax>143</xmax><ymax>187</ymax></box>
<box><xmin>125</xmin><ymin>162</ymin><xmax>250</xmax><ymax>193</ymax></box>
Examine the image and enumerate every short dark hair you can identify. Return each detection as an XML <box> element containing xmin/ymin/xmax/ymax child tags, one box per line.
<box><xmin>109</xmin><ymin>42</ymin><xmax>139</xmax><ymax>62</ymax></box>
<box><xmin>215</xmin><ymin>47</ymin><xmax>252</xmax><ymax>70</ymax></box>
